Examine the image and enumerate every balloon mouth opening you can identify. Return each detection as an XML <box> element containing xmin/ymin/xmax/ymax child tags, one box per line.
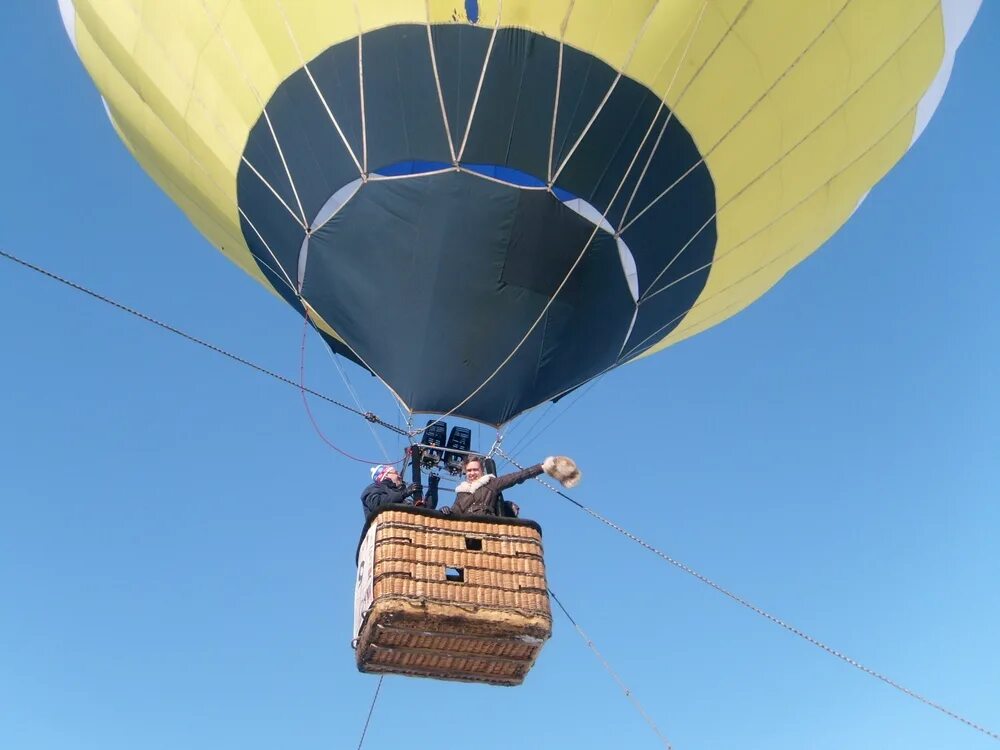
<box><xmin>373</xmin><ymin>161</ymin><xmax>577</xmax><ymax>203</ymax></box>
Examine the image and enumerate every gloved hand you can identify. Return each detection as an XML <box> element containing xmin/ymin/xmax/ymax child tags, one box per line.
<box><xmin>403</xmin><ymin>482</ymin><xmax>421</xmax><ymax>498</ymax></box>
<box><xmin>440</xmin><ymin>506</ymin><xmax>452</xmax><ymax>516</ymax></box>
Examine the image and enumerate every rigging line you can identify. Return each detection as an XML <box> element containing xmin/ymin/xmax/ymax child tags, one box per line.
<box><xmin>197</xmin><ymin>0</ymin><xmax>310</xmax><ymax>228</ymax></box>
<box><xmin>456</xmin><ymin>1</ymin><xmax>503</xmax><ymax>162</ymax></box>
<box><xmin>413</xmin><ymin>0</ymin><xmax>711</xmax><ymax>438</ymax></box>
<box><xmin>511</xmin><ymin>376</ymin><xmax>605</xmax><ymax>457</ymax></box>
<box><xmin>546</xmin><ymin>3</ymin><xmax>569</xmax><ymax>185</ymax></box>
<box><xmin>614</xmin><ymin>0</ymin><xmax>753</xmax><ymax>232</ymax></box>
<box><xmin>355</xmin><ymin>675</ymin><xmax>384</xmax><ymax>750</ymax></box>
<box><xmin>113</xmin><ymin>0</ymin><xmax>307</xmax><ymax>232</ymax></box>
<box><xmin>617</xmin><ymin>0</ymin><xmax>712</xmax><ymax>230</ymax></box>
<box><xmin>558</xmin><ymin>211</ymin><xmax>829</xmax><ymax>392</ymax></box>
<box><xmin>455</xmin><ymin>167</ymin><xmax>546</xmax><ymax>189</ymax></box>
<box><xmin>504</xmin><ymin>402</ymin><xmax>558</xmax><ymax>457</ymax></box>
<box><xmin>352</xmin><ymin>0</ymin><xmax>368</xmax><ymax>174</ymax></box>
<box><xmin>485</xmin><ymin>431</ymin><xmax>504</xmax><ymax>460</ymax></box>
<box><xmin>495</xmin><ymin>448</ymin><xmax>1000</xmax><ymax>744</ymax></box>
<box><xmin>638</xmin><ymin>86</ymin><xmax>926</xmax><ymax>312</ymax></box>
<box><xmin>298</xmin><ymin>320</ymin><xmax>403</xmax><ymax>464</ymax></box>
<box><xmin>629</xmin><ymin>0</ymin><xmax>935</xmax><ymax>299</ymax></box>
<box><xmin>320</xmin><ymin>331</ymin><xmax>392</xmax><ymax>461</ymax></box>
<box><xmin>632</xmin><ymin>3</ymin><xmax>933</xmax><ymax>305</ymax></box>
<box><xmin>295</xmin><ymin>296</ymin><xmax>413</xmax><ymax>427</ymax></box>
<box><xmin>424</xmin><ymin>0</ymin><xmax>458</xmax><ymax>164</ymax></box>
<box><xmin>618</xmin><ymin>97</ymin><xmax>928</xmax><ymax>364</ymax></box>
<box><xmin>368</xmin><ymin>167</ymin><xmax>455</xmax><ymax>183</ymax></box>
<box><xmin>0</xmin><ymin>247</ymin><xmax>409</xmax><ymax>439</ymax></box>
<box><xmin>273</xmin><ymin>0</ymin><xmax>365</xmax><ymax>178</ymax></box>
<box><xmin>422</xmin><ymin>14</ymin><xmax>941</xmax><ymax>447</ymax></box>
<box><xmin>548</xmin><ymin>587</ymin><xmax>673</xmax><ymax>750</ymax></box>
<box><xmin>550</xmin><ymin>0</ymin><xmax>664</xmax><ymax>186</ymax></box>
<box><xmin>239</xmin><ymin>156</ymin><xmax>309</xmax><ymax>230</ymax></box>
<box><xmin>237</xmin><ymin>206</ymin><xmax>300</xmax><ymax>296</ymax></box>
<box><xmin>407</xmin><ymin>210</ymin><xmax>607</xmax><ymax>438</ymax></box>
<box><xmin>623</xmin><ymin>0</ymin><xmax>853</xmax><ymax>237</ymax></box>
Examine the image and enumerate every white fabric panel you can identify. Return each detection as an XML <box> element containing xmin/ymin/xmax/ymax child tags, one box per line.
<box><xmin>57</xmin><ymin>0</ymin><xmax>77</xmax><ymax>51</ymax></box>
<box><xmin>298</xmin><ymin>178</ymin><xmax>363</xmax><ymax>288</ymax></box>
<box><xmin>913</xmin><ymin>0</ymin><xmax>982</xmax><ymax>143</ymax></box>
<box><xmin>562</xmin><ymin>197</ymin><xmax>639</xmax><ymax>302</ymax></box>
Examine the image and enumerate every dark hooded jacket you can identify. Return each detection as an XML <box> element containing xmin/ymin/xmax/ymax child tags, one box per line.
<box><xmin>361</xmin><ymin>478</ymin><xmax>415</xmax><ymax>519</ymax></box>
<box><xmin>448</xmin><ymin>464</ymin><xmax>543</xmax><ymax>517</ymax></box>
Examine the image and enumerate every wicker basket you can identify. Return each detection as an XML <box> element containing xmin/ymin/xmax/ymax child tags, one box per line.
<box><xmin>354</xmin><ymin>507</ymin><xmax>551</xmax><ymax>686</ymax></box>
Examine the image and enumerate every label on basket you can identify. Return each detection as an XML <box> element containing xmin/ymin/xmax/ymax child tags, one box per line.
<box><xmin>353</xmin><ymin>521</ymin><xmax>378</xmax><ymax>640</ymax></box>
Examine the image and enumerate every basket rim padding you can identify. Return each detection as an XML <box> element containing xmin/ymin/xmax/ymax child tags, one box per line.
<box><xmin>356</xmin><ymin>505</ymin><xmax>543</xmax><ymax>563</ymax></box>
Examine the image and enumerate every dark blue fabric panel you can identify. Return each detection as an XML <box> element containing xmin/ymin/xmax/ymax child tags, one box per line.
<box><xmin>300</xmin><ymin>172</ymin><xmax>632</xmax><ymax>424</ymax></box>
<box><xmin>236</xmin><ymin>24</ymin><xmax>719</xmax><ymax>422</ymax></box>
<box><xmin>427</xmin><ymin>22</ymin><xmax>490</xmax><ymax>153</ymax></box>
<box><xmin>360</xmin><ymin>26</ymin><xmax>453</xmax><ymax>170</ymax></box>
<box><xmin>449</xmin><ymin>28</ymin><xmax>559</xmax><ymax>179</ymax></box>
<box><xmin>236</xmin><ymin>190</ymin><xmax>302</xmax><ymax>301</ymax></box>
<box><xmin>305</xmin><ymin>38</ymin><xmax>365</xmax><ymax>161</ymax></box>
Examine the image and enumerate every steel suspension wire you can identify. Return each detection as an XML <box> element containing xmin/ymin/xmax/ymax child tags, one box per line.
<box><xmin>548</xmin><ymin>587</ymin><xmax>673</xmax><ymax>749</ymax></box>
<box><xmin>495</xmin><ymin>448</ymin><xmax>1000</xmax><ymax>743</ymax></box>
<box><xmin>0</xmin><ymin>247</ymin><xmax>408</xmax><ymax>439</ymax></box>
<box><xmin>355</xmin><ymin>675</ymin><xmax>384</xmax><ymax>750</ymax></box>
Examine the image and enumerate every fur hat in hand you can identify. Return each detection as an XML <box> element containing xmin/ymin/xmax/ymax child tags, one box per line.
<box><xmin>542</xmin><ymin>456</ymin><xmax>581</xmax><ymax>488</ymax></box>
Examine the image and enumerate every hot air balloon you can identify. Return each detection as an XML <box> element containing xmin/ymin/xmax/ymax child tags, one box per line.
<box><xmin>58</xmin><ymin>0</ymin><xmax>981</xmax><ymax>426</ymax></box>
<box><xmin>59</xmin><ymin>0</ymin><xmax>981</xmax><ymax>685</ymax></box>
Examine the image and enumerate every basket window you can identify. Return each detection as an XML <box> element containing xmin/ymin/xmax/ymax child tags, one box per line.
<box><xmin>445</xmin><ymin>566</ymin><xmax>465</xmax><ymax>583</ymax></box>
<box><xmin>465</xmin><ymin>537</ymin><xmax>483</xmax><ymax>551</ymax></box>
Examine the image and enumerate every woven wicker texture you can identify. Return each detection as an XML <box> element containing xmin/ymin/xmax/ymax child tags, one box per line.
<box><xmin>356</xmin><ymin>509</ymin><xmax>552</xmax><ymax>686</ymax></box>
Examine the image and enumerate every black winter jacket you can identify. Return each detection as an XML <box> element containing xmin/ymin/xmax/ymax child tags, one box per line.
<box><xmin>448</xmin><ymin>464</ymin><xmax>543</xmax><ymax>517</ymax></box>
<box><xmin>361</xmin><ymin>479</ymin><xmax>414</xmax><ymax>519</ymax></box>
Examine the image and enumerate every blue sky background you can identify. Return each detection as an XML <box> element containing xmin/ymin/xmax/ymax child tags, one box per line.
<box><xmin>1</xmin><ymin>4</ymin><xmax>997</xmax><ymax>749</ymax></box>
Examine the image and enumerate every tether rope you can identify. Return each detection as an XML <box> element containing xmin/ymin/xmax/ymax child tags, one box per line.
<box><xmin>355</xmin><ymin>675</ymin><xmax>384</xmax><ymax>750</ymax></box>
<box><xmin>549</xmin><ymin>587</ymin><xmax>673</xmax><ymax>749</ymax></box>
<box><xmin>495</xmin><ymin>447</ymin><xmax>1000</xmax><ymax>743</ymax></box>
<box><xmin>0</xmin><ymin>248</ymin><xmax>408</xmax><ymax>439</ymax></box>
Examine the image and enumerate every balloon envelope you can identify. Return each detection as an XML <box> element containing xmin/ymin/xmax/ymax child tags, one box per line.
<box><xmin>60</xmin><ymin>0</ymin><xmax>980</xmax><ymax>424</ymax></box>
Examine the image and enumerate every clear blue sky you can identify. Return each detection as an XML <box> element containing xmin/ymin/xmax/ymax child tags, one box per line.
<box><xmin>1</xmin><ymin>4</ymin><xmax>998</xmax><ymax>749</ymax></box>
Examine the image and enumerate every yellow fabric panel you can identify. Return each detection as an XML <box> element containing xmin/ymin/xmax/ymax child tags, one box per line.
<box><xmin>562</xmin><ymin>1</ymin><xmax>659</xmax><ymax>73</ymax></box>
<box><xmin>483</xmin><ymin>0</ymin><xmax>572</xmax><ymax>34</ymax></box>
<box><xmin>636</xmin><ymin>0</ymin><xmax>946</xmax><ymax>357</ymax></box>
<box><xmin>69</xmin><ymin>0</ymin><xmax>358</xmax><ymax>338</ymax></box>
<box><xmin>71</xmin><ymin>5</ymin><xmax>262</xmax><ymax>285</ymax></box>
<box><xmin>664</xmin><ymin>112</ymin><xmax>919</xmax><ymax>349</ymax></box>
<box><xmin>71</xmin><ymin>1</ymin><xmax>268</xmax><ymax>281</ymax></box>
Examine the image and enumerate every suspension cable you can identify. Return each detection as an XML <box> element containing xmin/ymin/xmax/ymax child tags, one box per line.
<box><xmin>549</xmin><ymin>587</ymin><xmax>673</xmax><ymax>749</ymax></box>
<box><xmin>0</xmin><ymin>247</ymin><xmax>408</xmax><ymax>438</ymax></box>
<box><xmin>355</xmin><ymin>675</ymin><xmax>384</xmax><ymax>750</ymax></box>
<box><xmin>297</xmin><ymin>319</ymin><xmax>405</xmax><ymax>464</ymax></box>
<box><xmin>496</xmin><ymin>447</ymin><xmax>1000</xmax><ymax>743</ymax></box>
<box><xmin>322</xmin><ymin>338</ymin><xmax>392</xmax><ymax>460</ymax></box>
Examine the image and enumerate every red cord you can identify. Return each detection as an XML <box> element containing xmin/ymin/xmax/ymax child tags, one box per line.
<box><xmin>298</xmin><ymin>318</ymin><xmax>405</xmax><ymax>465</ymax></box>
